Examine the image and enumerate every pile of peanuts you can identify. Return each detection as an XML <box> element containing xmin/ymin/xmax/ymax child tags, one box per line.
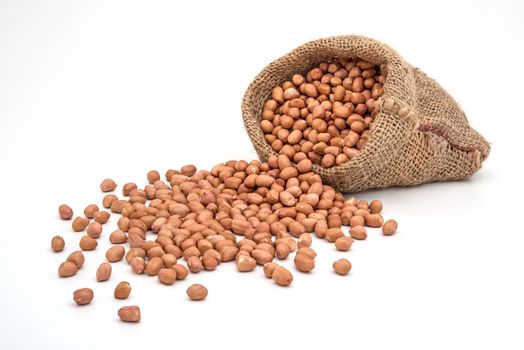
<box><xmin>260</xmin><ymin>59</ymin><xmax>385</xmax><ymax>167</ymax></box>
<box><xmin>51</xmin><ymin>155</ymin><xmax>397</xmax><ymax>322</ymax></box>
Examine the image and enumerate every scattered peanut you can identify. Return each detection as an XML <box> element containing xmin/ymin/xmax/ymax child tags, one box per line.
<box><xmin>96</xmin><ymin>263</ymin><xmax>112</xmax><ymax>282</ymax></box>
<box><xmin>51</xmin><ymin>235</ymin><xmax>65</xmax><ymax>252</ymax></box>
<box><xmin>73</xmin><ymin>288</ymin><xmax>94</xmax><ymax>305</ymax></box>
<box><xmin>58</xmin><ymin>204</ymin><xmax>73</xmax><ymax>220</ymax></box>
<box><xmin>157</xmin><ymin>268</ymin><xmax>177</xmax><ymax>285</ymax></box>
<box><xmin>106</xmin><ymin>246</ymin><xmax>125</xmax><ymax>262</ymax></box>
<box><xmin>79</xmin><ymin>235</ymin><xmax>97</xmax><ymax>251</ymax></box>
<box><xmin>83</xmin><ymin>204</ymin><xmax>99</xmax><ymax>219</ymax></box>
<box><xmin>382</xmin><ymin>219</ymin><xmax>398</xmax><ymax>235</ymax></box>
<box><xmin>118</xmin><ymin>305</ymin><xmax>141</xmax><ymax>322</ymax></box>
<box><xmin>53</xmin><ymin>156</ymin><xmax>399</xmax><ymax>321</ymax></box>
<box><xmin>333</xmin><ymin>258</ymin><xmax>352</xmax><ymax>275</ymax></box>
<box><xmin>335</xmin><ymin>236</ymin><xmax>354</xmax><ymax>251</ymax></box>
<box><xmin>186</xmin><ymin>284</ymin><xmax>208</xmax><ymax>301</ymax></box>
<box><xmin>100</xmin><ymin>178</ymin><xmax>117</xmax><ymax>192</ymax></box>
<box><xmin>72</xmin><ymin>217</ymin><xmax>89</xmax><ymax>232</ymax></box>
<box><xmin>272</xmin><ymin>266</ymin><xmax>293</xmax><ymax>286</ymax></box>
<box><xmin>66</xmin><ymin>251</ymin><xmax>85</xmax><ymax>269</ymax></box>
<box><xmin>350</xmin><ymin>225</ymin><xmax>367</xmax><ymax>240</ymax></box>
<box><xmin>114</xmin><ymin>281</ymin><xmax>132</xmax><ymax>299</ymax></box>
<box><xmin>294</xmin><ymin>253</ymin><xmax>315</xmax><ymax>272</ymax></box>
<box><xmin>58</xmin><ymin>261</ymin><xmax>78</xmax><ymax>277</ymax></box>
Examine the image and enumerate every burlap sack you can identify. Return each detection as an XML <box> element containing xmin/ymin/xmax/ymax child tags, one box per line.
<box><xmin>241</xmin><ymin>35</ymin><xmax>490</xmax><ymax>193</ymax></box>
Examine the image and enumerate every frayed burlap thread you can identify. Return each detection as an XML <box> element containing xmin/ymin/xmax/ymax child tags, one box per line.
<box><xmin>241</xmin><ymin>35</ymin><xmax>490</xmax><ymax>193</ymax></box>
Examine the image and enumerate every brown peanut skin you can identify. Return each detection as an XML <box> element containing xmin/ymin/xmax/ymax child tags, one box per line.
<box><xmin>118</xmin><ymin>306</ymin><xmax>141</xmax><ymax>322</ymax></box>
<box><xmin>382</xmin><ymin>219</ymin><xmax>398</xmax><ymax>235</ymax></box>
<box><xmin>51</xmin><ymin>235</ymin><xmax>65</xmax><ymax>252</ymax></box>
<box><xmin>186</xmin><ymin>284</ymin><xmax>208</xmax><ymax>301</ymax></box>
<box><xmin>58</xmin><ymin>204</ymin><xmax>73</xmax><ymax>220</ymax></box>
<box><xmin>58</xmin><ymin>261</ymin><xmax>78</xmax><ymax>277</ymax></box>
<box><xmin>333</xmin><ymin>259</ymin><xmax>352</xmax><ymax>275</ymax></box>
<box><xmin>96</xmin><ymin>263</ymin><xmax>112</xmax><ymax>282</ymax></box>
<box><xmin>73</xmin><ymin>288</ymin><xmax>94</xmax><ymax>305</ymax></box>
<box><xmin>100</xmin><ymin>178</ymin><xmax>117</xmax><ymax>192</ymax></box>
<box><xmin>114</xmin><ymin>281</ymin><xmax>132</xmax><ymax>299</ymax></box>
<box><xmin>272</xmin><ymin>266</ymin><xmax>293</xmax><ymax>286</ymax></box>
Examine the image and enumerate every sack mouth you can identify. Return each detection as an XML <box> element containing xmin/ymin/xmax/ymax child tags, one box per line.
<box><xmin>242</xmin><ymin>35</ymin><xmax>417</xmax><ymax>180</ymax></box>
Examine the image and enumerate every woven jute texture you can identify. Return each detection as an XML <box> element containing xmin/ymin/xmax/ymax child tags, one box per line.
<box><xmin>241</xmin><ymin>35</ymin><xmax>490</xmax><ymax>193</ymax></box>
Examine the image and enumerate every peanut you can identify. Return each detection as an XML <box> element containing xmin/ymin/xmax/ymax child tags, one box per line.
<box><xmin>51</xmin><ymin>155</ymin><xmax>400</xmax><ymax>319</ymax></box>
<box><xmin>72</xmin><ymin>217</ymin><xmax>89</xmax><ymax>232</ymax></box>
<box><xmin>93</xmin><ymin>211</ymin><xmax>110</xmax><ymax>224</ymax></box>
<box><xmin>350</xmin><ymin>225</ymin><xmax>367</xmax><ymax>240</ymax></box>
<box><xmin>96</xmin><ymin>262</ymin><xmax>112</xmax><ymax>282</ymax></box>
<box><xmin>58</xmin><ymin>261</ymin><xmax>78</xmax><ymax>277</ymax></box>
<box><xmin>67</xmin><ymin>251</ymin><xmax>85</xmax><ymax>269</ymax></box>
<box><xmin>79</xmin><ymin>235</ymin><xmax>97</xmax><ymax>251</ymax></box>
<box><xmin>83</xmin><ymin>204</ymin><xmax>99</xmax><ymax>219</ymax></box>
<box><xmin>157</xmin><ymin>268</ymin><xmax>177</xmax><ymax>285</ymax></box>
<box><xmin>272</xmin><ymin>266</ymin><xmax>293</xmax><ymax>286</ymax></box>
<box><xmin>382</xmin><ymin>219</ymin><xmax>398</xmax><ymax>235</ymax></box>
<box><xmin>73</xmin><ymin>288</ymin><xmax>94</xmax><ymax>305</ymax></box>
<box><xmin>58</xmin><ymin>204</ymin><xmax>73</xmax><ymax>220</ymax></box>
<box><xmin>51</xmin><ymin>235</ymin><xmax>65</xmax><ymax>252</ymax></box>
<box><xmin>173</xmin><ymin>264</ymin><xmax>189</xmax><ymax>280</ymax></box>
<box><xmin>106</xmin><ymin>246</ymin><xmax>125</xmax><ymax>262</ymax></box>
<box><xmin>100</xmin><ymin>178</ymin><xmax>117</xmax><ymax>192</ymax></box>
<box><xmin>333</xmin><ymin>258</ymin><xmax>352</xmax><ymax>275</ymax></box>
<box><xmin>236</xmin><ymin>255</ymin><xmax>257</xmax><ymax>272</ymax></box>
<box><xmin>364</xmin><ymin>213</ymin><xmax>384</xmax><ymax>227</ymax></box>
<box><xmin>186</xmin><ymin>284</ymin><xmax>208</xmax><ymax>301</ymax></box>
<box><xmin>130</xmin><ymin>257</ymin><xmax>146</xmax><ymax>274</ymax></box>
<box><xmin>263</xmin><ymin>262</ymin><xmax>279</xmax><ymax>278</ymax></box>
<box><xmin>294</xmin><ymin>253</ymin><xmax>315</xmax><ymax>272</ymax></box>
<box><xmin>114</xmin><ymin>281</ymin><xmax>132</xmax><ymax>299</ymax></box>
<box><xmin>335</xmin><ymin>236</ymin><xmax>354</xmax><ymax>251</ymax></box>
<box><xmin>118</xmin><ymin>305</ymin><xmax>141</xmax><ymax>322</ymax></box>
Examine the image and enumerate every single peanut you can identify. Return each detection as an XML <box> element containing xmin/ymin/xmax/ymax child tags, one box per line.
<box><xmin>350</xmin><ymin>225</ymin><xmax>367</xmax><ymax>240</ymax></box>
<box><xmin>173</xmin><ymin>264</ymin><xmax>189</xmax><ymax>280</ymax></box>
<box><xmin>73</xmin><ymin>288</ymin><xmax>94</xmax><ymax>305</ymax></box>
<box><xmin>294</xmin><ymin>253</ymin><xmax>315</xmax><ymax>272</ymax></box>
<box><xmin>130</xmin><ymin>257</ymin><xmax>146</xmax><ymax>274</ymax></box>
<box><xmin>333</xmin><ymin>258</ymin><xmax>352</xmax><ymax>275</ymax></box>
<box><xmin>186</xmin><ymin>284</ymin><xmax>208</xmax><ymax>301</ymax></box>
<box><xmin>106</xmin><ymin>246</ymin><xmax>125</xmax><ymax>262</ymax></box>
<box><xmin>79</xmin><ymin>235</ymin><xmax>97</xmax><ymax>251</ymax></box>
<box><xmin>118</xmin><ymin>305</ymin><xmax>141</xmax><ymax>322</ymax></box>
<box><xmin>114</xmin><ymin>281</ymin><xmax>132</xmax><ymax>299</ymax></box>
<box><xmin>100</xmin><ymin>178</ymin><xmax>117</xmax><ymax>192</ymax></box>
<box><xmin>157</xmin><ymin>268</ymin><xmax>177</xmax><ymax>285</ymax></box>
<box><xmin>86</xmin><ymin>221</ymin><xmax>102</xmax><ymax>239</ymax></box>
<box><xmin>335</xmin><ymin>237</ymin><xmax>354</xmax><ymax>251</ymax></box>
<box><xmin>93</xmin><ymin>211</ymin><xmax>110</xmax><ymax>224</ymax></box>
<box><xmin>58</xmin><ymin>261</ymin><xmax>78</xmax><ymax>277</ymax></box>
<box><xmin>58</xmin><ymin>204</ymin><xmax>73</xmax><ymax>220</ymax></box>
<box><xmin>272</xmin><ymin>266</ymin><xmax>293</xmax><ymax>286</ymax></box>
<box><xmin>369</xmin><ymin>200</ymin><xmax>383</xmax><ymax>214</ymax></box>
<box><xmin>382</xmin><ymin>219</ymin><xmax>398</xmax><ymax>235</ymax></box>
<box><xmin>364</xmin><ymin>213</ymin><xmax>384</xmax><ymax>227</ymax></box>
<box><xmin>263</xmin><ymin>262</ymin><xmax>279</xmax><ymax>278</ymax></box>
<box><xmin>51</xmin><ymin>235</ymin><xmax>65</xmax><ymax>252</ymax></box>
<box><xmin>96</xmin><ymin>262</ymin><xmax>112</xmax><ymax>282</ymax></box>
<box><xmin>72</xmin><ymin>217</ymin><xmax>89</xmax><ymax>232</ymax></box>
<box><xmin>83</xmin><ymin>204</ymin><xmax>99</xmax><ymax>219</ymax></box>
<box><xmin>236</xmin><ymin>255</ymin><xmax>257</xmax><ymax>272</ymax></box>
<box><xmin>67</xmin><ymin>251</ymin><xmax>85</xmax><ymax>269</ymax></box>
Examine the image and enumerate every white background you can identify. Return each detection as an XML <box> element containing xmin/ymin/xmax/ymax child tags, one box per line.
<box><xmin>1</xmin><ymin>0</ymin><xmax>523</xmax><ymax>349</ymax></box>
